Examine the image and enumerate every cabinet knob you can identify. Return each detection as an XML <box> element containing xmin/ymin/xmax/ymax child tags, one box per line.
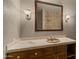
<box><xmin>34</xmin><ymin>52</ymin><xmax>38</xmax><ymax>56</ymax></box>
<box><xmin>17</xmin><ymin>56</ymin><xmax>20</xmax><ymax>59</ymax></box>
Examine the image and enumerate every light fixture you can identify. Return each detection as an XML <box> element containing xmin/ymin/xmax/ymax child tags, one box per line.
<box><xmin>24</xmin><ymin>9</ymin><xmax>31</xmax><ymax>20</ymax></box>
<box><xmin>65</xmin><ymin>15</ymin><xmax>70</xmax><ymax>22</ymax></box>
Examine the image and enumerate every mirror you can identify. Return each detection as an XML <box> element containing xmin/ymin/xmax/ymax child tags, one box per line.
<box><xmin>35</xmin><ymin>1</ymin><xmax>63</xmax><ymax>31</ymax></box>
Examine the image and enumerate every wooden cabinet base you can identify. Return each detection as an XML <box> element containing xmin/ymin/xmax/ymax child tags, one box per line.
<box><xmin>7</xmin><ymin>43</ymin><xmax>76</xmax><ymax>59</ymax></box>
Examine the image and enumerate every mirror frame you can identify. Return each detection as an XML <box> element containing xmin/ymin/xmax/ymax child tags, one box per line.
<box><xmin>35</xmin><ymin>1</ymin><xmax>63</xmax><ymax>31</ymax></box>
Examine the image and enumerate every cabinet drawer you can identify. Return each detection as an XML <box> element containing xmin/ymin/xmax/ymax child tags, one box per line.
<box><xmin>28</xmin><ymin>49</ymin><xmax>43</xmax><ymax>57</ymax></box>
<box><xmin>56</xmin><ymin>53</ymin><xmax>67</xmax><ymax>59</ymax></box>
<box><xmin>44</xmin><ymin>46</ymin><xmax>57</xmax><ymax>55</ymax></box>
<box><xmin>7</xmin><ymin>51</ymin><xmax>28</xmax><ymax>59</ymax></box>
<box><xmin>56</xmin><ymin>45</ymin><xmax>67</xmax><ymax>53</ymax></box>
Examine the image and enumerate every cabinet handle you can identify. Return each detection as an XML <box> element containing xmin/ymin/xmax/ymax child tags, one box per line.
<box><xmin>34</xmin><ymin>52</ymin><xmax>38</xmax><ymax>56</ymax></box>
<box><xmin>17</xmin><ymin>56</ymin><xmax>20</xmax><ymax>59</ymax></box>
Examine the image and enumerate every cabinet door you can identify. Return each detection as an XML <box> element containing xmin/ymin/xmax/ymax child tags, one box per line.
<box><xmin>56</xmin><ymin>53</ymin><xmax>67</xmax><ymax>59</ymax></box>
<box><xmin>45</xmin><ymin>55</ymin><xmax>52</xmax><ymax>59</ymax></box>
<box><xmin>52</xmin><ymin>55</ymin><xmax>57</xmax><ymax>59</ymax></box>
<box><xmin>45</xmin><ymin>55</ymin><xmax>56</xmax><ymax>59</ymax></box>
<box><xmin>29</xmin><ymin>56</ymin><xmax>44</xmax><ymax>59</ymax></box>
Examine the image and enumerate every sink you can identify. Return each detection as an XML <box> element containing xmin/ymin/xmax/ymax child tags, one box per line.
<box><xmin>47</xmin><ymin>38</ymin><xmax>60</xmax><ymax>43</ymax></box>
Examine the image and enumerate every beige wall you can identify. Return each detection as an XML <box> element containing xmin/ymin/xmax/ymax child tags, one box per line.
<box><xmin>4</xmin><ymin>0</ymin><xmax>20</xmax><ymax>43</ymax></box>
<box><xmin>3</xmin><ymin>0</ymin><xmax>20</xmax><ymax>59</ymax></box>
<box><xmin>20</xmin><ymin>0</ymin><xmax>76</xmax><ymax>39</ymax></box>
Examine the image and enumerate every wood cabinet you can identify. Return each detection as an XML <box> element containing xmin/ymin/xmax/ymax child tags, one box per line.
<box><xmin>7</xmin><ymin>43</ymin><xmax>75</xmax><ymax>59</ymax></box>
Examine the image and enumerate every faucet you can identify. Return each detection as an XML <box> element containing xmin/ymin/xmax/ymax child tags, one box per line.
<box><xmin>49</xmin><ymin>34</ymin><xmax>53</xmax><ymax>39</ymax></box>
<box><xmin>50</xmin><ymin>34</ymin><xmax>56</xmax><ymax>39</ymax></box>
<box><xmin>47</xmin><ymin>34</ymin><xmax>55</xmax><ymax>41</ymax></box>
<box><xmin>48</xmin><ymin>34</ymin><xmax>59</xmax><ymax>41</ymax></box>
<box><xmin>47</xmin><ymin>34</ymin><xmax>59</xmax><ymax>43</ymax></box>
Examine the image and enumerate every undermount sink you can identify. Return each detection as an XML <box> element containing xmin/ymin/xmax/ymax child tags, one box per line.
<box><xmin>47</xmin><ymin>38</ymin><xmax>60</xmax><ymax>43</ymax></box>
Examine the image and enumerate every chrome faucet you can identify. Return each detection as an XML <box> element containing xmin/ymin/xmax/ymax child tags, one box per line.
<box><xmin>47</xmin><ymin>34</ymin><xmax>59</xmax><ymax>43</ymax></box>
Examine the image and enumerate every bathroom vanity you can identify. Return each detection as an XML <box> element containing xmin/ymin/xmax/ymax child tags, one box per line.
<box><xmin>7</xmin><ymin>37</ymin><xmax>76</xmax><ymax>59</ymax></box>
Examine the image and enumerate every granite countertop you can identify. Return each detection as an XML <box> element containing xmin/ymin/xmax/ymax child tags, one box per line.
<box><xmin>7</xmin><ymin>37</ymin><xmax>76</xmax><ymax>53</ymax></box>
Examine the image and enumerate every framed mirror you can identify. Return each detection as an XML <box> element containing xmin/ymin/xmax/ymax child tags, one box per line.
<box><xmin>35</xmin><ymin>1</ymin><xmax>63</xmax><ymax>31</ymax></box>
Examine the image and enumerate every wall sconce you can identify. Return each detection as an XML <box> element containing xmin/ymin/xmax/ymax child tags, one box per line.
<box><xmin>65</xmin><ymin>15</ymin><xmax>70</xmax><ymax>22</ymax></box>
<box><xmin>24</xmin><ymin>9</ymin><xmax>31</xmax><ymax>20</ymax></box>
